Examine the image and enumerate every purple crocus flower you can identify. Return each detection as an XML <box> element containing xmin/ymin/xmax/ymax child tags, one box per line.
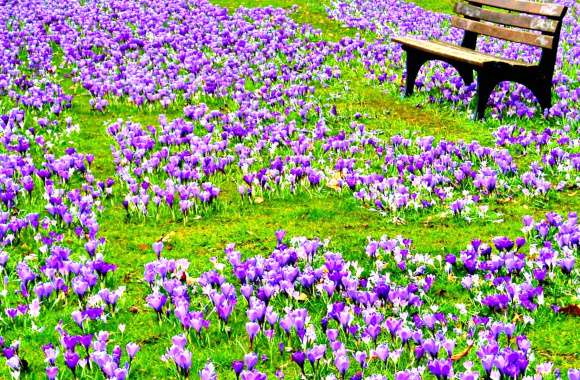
<box><xmin>174</xmin><ymin>349</ymin><xmax>192</xmax><ymax>375</ymax></box>
<box><xmin>46</xmin><ymin>366</ymin><xmax>58</xmax><ymax>380</ymax></box>
<box><xmin>291</xmin><ymin>351</ymin><xmax>306</xmax><ymax>374</ymax></box>
<box><xmin>428</xmin><ymin>359</ymin><xmax>452</xmax><ymax>379</ymax></box>
<box><xmin>126</xmin><ymin>343</ymin><xmax>140</xmax><ymax>361</ymax></box>
<box><xmin>354</xmin><ymin>351</ymin><xmax>368</xmax><ymax>369</ymax></box>
<box><xmin>232</xmin><ymin>360</ymin><xmax>244</xmax><ymax>379</ymax></box>
<box><xmin>244</xmin><ymin>352</ymin><xmax>258</xmax><ymax>371</ymax></box>
<box><xmin>335</xmin><ymin>354</ymin><xmax>350</xmax><ymax>377</ymax></box>
<box><xmin>64</xmin><ymin>351</ymin><xmax>80</xmax><ymax>374</ymax></box>
<box><xmin>560</xmin><ymin>257</ymin><xmax>575</xmax><ymax>274</ymax></box>
<box><xmin>493</xmin><ymin>236</ymin><xmax>514</xmax><ymax>252</ymax></box>
<box><xmin>246</xmin><ymin>322</ymin><xmax>260</xmax><ymax>349</ymax></box>
<box><xmin>199</xmin><ymin>362</ymin><xmax>217</xmax><ymax>380</ymax></box>
<box><xmin>146</xmin><ymin>292</ymin><xmax>167</xmax><ymax>314</ymax></box>
<box><xmin>152</xmin><ymin>241</ymin><xmax>164</xmax><ymax>258</ymax></box>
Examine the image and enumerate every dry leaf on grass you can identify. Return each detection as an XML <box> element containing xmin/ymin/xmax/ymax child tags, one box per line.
<box><xmin>559</xmin><ymin>304</ymin><xmax>580</xmax><ymax>316</ymax></box>
<box><xmin>451</xmin><ymin>344</ymin><xmax>473</xmax><ymax>361</ymax></box>
<box><xmin>129</xmin><ymin>306</ymin><xmax>140</xmax><ymax>314</ymax></box>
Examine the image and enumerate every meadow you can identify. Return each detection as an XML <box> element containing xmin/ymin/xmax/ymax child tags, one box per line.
<box><xmin>0</xmin><ymin>0</ymin><xmax>578</xmax><ymax>378</ymax></box>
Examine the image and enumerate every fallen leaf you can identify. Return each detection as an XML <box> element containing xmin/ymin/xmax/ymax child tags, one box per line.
<box><xmin>326</xmin><ymin>178</ymin><xmax>340</xmax><ymax>191</ymax></box>
<box><xmin>254</xmin><ymin>196</ymin><xmax>264</xmax><ymax>204</ymax></box>
<box><xmin>451</xmin><ymin>344</ymin><xmax>473</xmax><ymax>361</ymax></box>
<box><xmin>129</xmin><ymin>306</ymin><xmax>139</xmax><ymax>314</ymax></box>
<box><xmin>297</xmin><ymin>293</ymin><xmax>309</xmax><ymax>301</ymax></box>
<box><xmin>161</xmin><ymin>231</ymin><xmax>176</xmax><ymax>243</ymax></box>
<box><xmin>497</xmin><ymin>197</ymin><xmax>513</xmax><ymax>204</ymax></box>
<box><xmin>392</xmin><ymin>216</ymin><xmax>406</xmax><ymax>225</ymax></box>
<box><xmin>559</xmin><ymin>304</ymin><xmax>580</xmax><ymax>316</ymax></box>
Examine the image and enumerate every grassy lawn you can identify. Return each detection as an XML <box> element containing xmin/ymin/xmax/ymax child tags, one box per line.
<box><xmin>1</xmin><ymin>0</ymin><xmax>578</xmax><ymax>378</ymax></box>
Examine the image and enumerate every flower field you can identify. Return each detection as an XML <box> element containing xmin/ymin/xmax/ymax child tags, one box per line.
<box><xmin>0</xmin><ymin>0</ymin><xmax>578</xmax><ymax>378</ymax></box>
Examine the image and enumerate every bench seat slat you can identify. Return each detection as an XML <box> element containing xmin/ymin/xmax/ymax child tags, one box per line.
<box><xmin>455</xmin><ymin>2</ymin><xmax>558</xmax><ymax>33</ymax></box>
<box><xmin>451</xmin><ymin>16</ymin><xmax>554</xmax><ymax>48</ymax></box>
<box><xmin>392</xmin><ymin>36</ymin><xmax>536</xmax><ymax>68</ymax></box>
<box><xmin>466</xmin><ymin>0</ymin><xmax>566</xmax><ymax>18</ymax></box>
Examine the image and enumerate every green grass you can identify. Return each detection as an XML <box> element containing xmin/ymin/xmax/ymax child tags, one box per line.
<box><xmin>41</xmin><ymin>189</ymin><xmax>576</xmax><ymax>378</ymax></box>
<box><xmin>1</xmin><ymin>0</ymin><xmax>579</xmax><ymax>378</ymax></box>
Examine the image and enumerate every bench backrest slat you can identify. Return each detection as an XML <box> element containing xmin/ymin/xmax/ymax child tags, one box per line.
<box><xmin>451</xmin><ymin>16</ymin><xmax>554</xmax><ymax>48</ymax></box>
<box><xmin>465</xmin><ymin>0</ymin><xmax>566</xmax><ymax>18</ymax></box>
<box><xmin>455</xmin><ymin>2</ymin><xmax>558</xmax><ymax>33</ymax></box>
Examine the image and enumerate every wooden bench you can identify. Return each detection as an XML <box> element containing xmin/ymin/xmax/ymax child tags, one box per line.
<box><xmin>392</xmin><ymin>0</ymin><xmax>568</xmax><ymax>119</ymax></box>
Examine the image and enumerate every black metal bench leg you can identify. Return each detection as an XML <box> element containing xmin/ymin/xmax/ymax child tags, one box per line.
<box><xmin>449</xmin><ymin>62</ymin><xmax>474</xmax><ymax>86</ymax></box>
<box><xmin>475</xmin><ymin>71</ymin><xmax>498</xmax><ymax>120</ymax></box>
<box><xmin>404</xmin><ymin>50</ymin><xmax>426</xmax><ymax>96</ymax></box>
<box><xmin>456</xmin><ymin>64</ymin><xmax>474</xmax><ymax>86</ymax></box>
<box><xmin>529</xmin><ymin>80</ymin><xmax>552</xmax><ymax>113</ymax></box>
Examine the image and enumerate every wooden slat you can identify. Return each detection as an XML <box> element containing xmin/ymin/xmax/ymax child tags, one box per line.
<box><xmin>428</xmin><ymin>40</ymin><xmax>535</xmax><ymax>67</ymax></box>
<box><xmin>392</xmin><ymin>36</ymin><xmax>535</xmax><ymax>67</ymax></box>
<box><xmin>451</xmin><ymin>16</ymin><xmax>554</xmax><ymax>48</ymax></box>
<box><xmin>466</xmin><ymin>0</ymin><xmax>566</xmax><ymax>18</ymax></box>
<box><xmin>455</xmin><ymin>2</ymin><xmax>558</xmax><ymax>33</ymax></box>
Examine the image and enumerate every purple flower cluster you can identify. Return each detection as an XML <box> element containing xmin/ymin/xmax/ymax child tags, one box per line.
<box><xmin>3</xmin><ymin>0</ymin><xmax>576</xmax><ymax>225</ymax></box>
<box><xmin>108</xmin><ymin>117</ymin><xmax>228</xmax><ymax>217</ymax></box>
<box><xmin>447</xmin><ymin>212</ymin><xmax>578</xmax><ymax>314</ymax></box>
<box><xmin>0</xmin><ymin>3</ymin><xmax>72</xmax><ymax>114</ymax></box>
<box><xmin>0</xmin><ymin>327</ymin><xmax>139</xmax><ymax>379</ymax></box>
<box><xmin>0</xmin><ymin>0</ymin><xmax>578</xmax><ymax>377</ymax></box>
<box><xmin>143</xmin><ymin>212</ymin><xmax>577</xmax><ymax>378</ymax></box>
<box><xmin>34</xmin><ymin>0</ymin><xmax>339</xmax><ymax>111</ymax></box>
<box><xmin>53</xmin><ymin>323</ymin><xmax>139</xmax><ymax>379</ymax></box>
<box><xmin>0</xmin><ymin>338</ymin><xmax>28</xmax><ymax>378</ymax></box>
<box><xmin>110</xmin><ymin>111</ymin><xmax>577</xmax><ymax>220</ymax></box>
<box><xmin>0</xmin><ymin>146</ymin><xmax>118</xmax><ymax>323</ymax></box>
<box><xmin>161</xmin><ymin>334</ymin><xmax>218</xmax><ymax>379</ymax></box>
<box><xmin>0</xmin><ymin>108</ymin><xmax>134</xmax><ymax>378</ymax></box>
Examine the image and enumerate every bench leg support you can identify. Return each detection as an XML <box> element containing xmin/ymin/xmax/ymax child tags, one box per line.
<box><xmin>475</xmin><ymin>72</ymin><xmax>498</xmax><ymax>120</ymax></box>
<box><xmin>454</xmin><ymin>64</ymin><xmax>474</xmax><ymax>86</ymax></box>
<box><xmin>528</xmin><ymin>80</ymin><xmax>552</xmax><ymax>112</ymax></box>
<box><xmin>404</xmin><ymin>51</ymin><xmax>427</xmax><ymax>97</ymax></box>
